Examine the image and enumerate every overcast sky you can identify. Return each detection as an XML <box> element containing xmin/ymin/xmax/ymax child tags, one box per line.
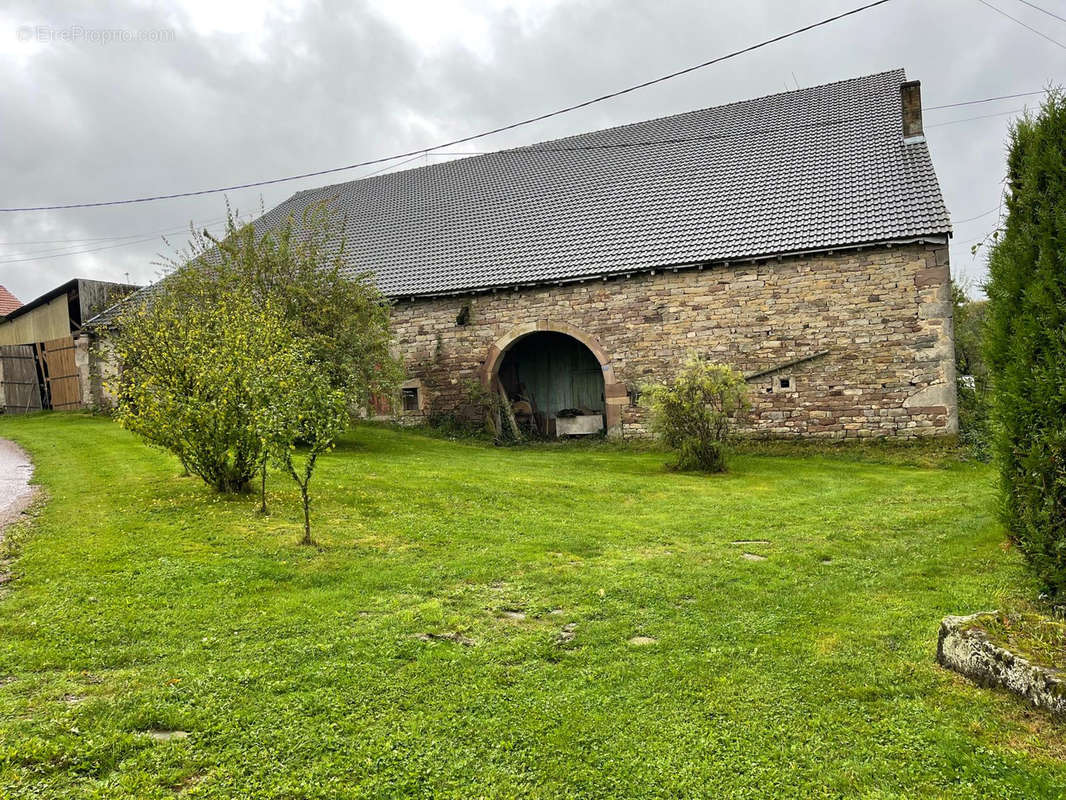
<box><xmin>0</xmin><ymin>0</ymin><xmax>1062</xmax><ymax>304</ymax></box>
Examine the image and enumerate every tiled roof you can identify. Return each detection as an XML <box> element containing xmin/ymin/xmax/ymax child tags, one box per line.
<box><xmin>0</xmin><ymin>285</ymin><xmax>22</xmax><ymax>317</ymax></box>
<box><xmin>249</xmin><ymin>68</ymin><xmax>950</xmax><ymax>297</ymax></box>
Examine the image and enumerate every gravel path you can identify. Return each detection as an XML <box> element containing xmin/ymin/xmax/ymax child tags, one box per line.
<box><xmin>0</xmin><ymin>438</ymin><xmax>34</xmax><ymax>543</ymax></box>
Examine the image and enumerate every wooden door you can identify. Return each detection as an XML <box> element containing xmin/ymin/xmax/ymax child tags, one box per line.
<box><xmin>40</xmin><ymin>336</ymin><xmax>82</xmax><ymax>410</ymax></box>
<box><xmin>0</xmin><ymin>345</ymin><xmax>44</xmax><ymax>413</ymax></box>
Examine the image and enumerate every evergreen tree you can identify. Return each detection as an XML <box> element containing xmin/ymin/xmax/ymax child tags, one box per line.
<box><xmin>984</xmin><ymin>90</ymin><xmax>1066</xmax><ymax>592</ymax></box>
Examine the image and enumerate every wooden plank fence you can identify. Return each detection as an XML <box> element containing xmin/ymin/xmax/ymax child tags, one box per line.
<box><xmin>0</xmin><ymin>336</ymin><xmax>83</xmax><ymax>414</ymax></box>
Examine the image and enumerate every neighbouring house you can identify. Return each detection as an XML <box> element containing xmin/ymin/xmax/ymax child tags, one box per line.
<box><xmin>0</xmin><ymin>278</ymin><xmax>140</xmax><ymax>413</ymax></box>
<box><xmin>0</xmin><ymin>278</ymin><xmax>140</xmax><ymax>347</ymax></box>
<box><xmin>96</xmin><ymin>69</ymin><xmax>958</xmax><ymax>439</ymax></box>
<box><xmin>0</xmin><ymin>285</ymin><xmax>21</xmax><ymax>317</ymax></box>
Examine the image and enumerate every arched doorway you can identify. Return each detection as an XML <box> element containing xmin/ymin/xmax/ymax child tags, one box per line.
<box><xmin>481</xmin><ymin>321</ymin><xmax>625</xmax><ymax>436</ymax></box>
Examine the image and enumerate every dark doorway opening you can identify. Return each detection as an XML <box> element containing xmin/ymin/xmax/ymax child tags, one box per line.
<box><xmin>496</xmin><ymin>332</ymin><xmax>606</xmax><ymax>436</ymax></box>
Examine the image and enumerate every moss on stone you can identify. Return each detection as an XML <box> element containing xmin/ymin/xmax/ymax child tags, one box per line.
<box><xmin>971</xmin><ymin>602</ymin><xmax>1066</xmax><ymax>672</ymax></box>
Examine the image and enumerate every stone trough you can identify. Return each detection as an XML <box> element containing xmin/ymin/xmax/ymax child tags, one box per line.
<box><xmin>937</xmin><ymin>612</ymin><xmax>1066</xmax><ymax>717</ymax></box>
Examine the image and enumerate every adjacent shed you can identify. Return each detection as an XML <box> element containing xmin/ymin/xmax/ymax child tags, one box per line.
<box><xmin>0</xmin><ymin>278</ymin><xmax>140</xmax><ymax>413</ymax></box>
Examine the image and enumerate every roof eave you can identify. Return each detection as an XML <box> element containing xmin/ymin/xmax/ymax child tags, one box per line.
<box><xmin>389</xmin><ymin>234</ymin><xmax>952</xmax><ymax>301</ymax></box>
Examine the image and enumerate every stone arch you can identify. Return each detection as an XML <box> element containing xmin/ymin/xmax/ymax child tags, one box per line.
<box><xmin>480</xmin><ymin>320</ymin><xmax>627</xmax><ymax>436</ymax></box>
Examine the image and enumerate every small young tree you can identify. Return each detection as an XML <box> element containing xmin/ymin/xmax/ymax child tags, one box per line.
<box><xmin>252</xmin><ymin>343</ymin><xmax>349</xmax><ymax>545</ymax></box>
<box><xmin>983</xmin><ymin>90</ymin><xmax>1066</xmax><ymax>593</ymax></box>
<box><xmin>641</xmin><ymin>358</ymin><xmax>750</xmax><ymax>472</ymax></box>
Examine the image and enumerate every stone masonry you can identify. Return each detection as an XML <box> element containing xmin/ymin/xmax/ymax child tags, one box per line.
<box><xmin>388</xmin><ymin>241</ymin><xmax>957</xmax><ymax>439</ymax></box>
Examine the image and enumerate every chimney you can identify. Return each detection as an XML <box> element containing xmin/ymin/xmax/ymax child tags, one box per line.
<box><xmin>900</xmin><ymin>80</ymin><xmax>924</xmax><ymax>143</ymax></box>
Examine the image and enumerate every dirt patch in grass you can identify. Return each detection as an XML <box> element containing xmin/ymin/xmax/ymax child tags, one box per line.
<box><xmin>415</xmin><ymin>632</ymin><xmax>476</xmax><ymax>646</ymax></box>
<box><xmin>628</xmin><ymin>635</ymin><xmax>657</xmax><ymax>646</ymax></box>
<box><xmin>144</xmin><ymin>729</ymin><xmax>190</xmax><ymax>742</ymax></box>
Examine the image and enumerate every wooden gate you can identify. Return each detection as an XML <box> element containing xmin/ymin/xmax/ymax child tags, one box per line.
<box><xmin>39</xmin><ymin>337</ymin><xmax>82</xmax><ymax>410</ymax></box>
<box><xmin>0</xmin><ymin>336</ymin><xmax>83</xmax><ymax>413</ymax></box>
<box><xmin>0</xmin><ymin>344</ymin><xmax>44</xmax><ymax>413</ymax></box>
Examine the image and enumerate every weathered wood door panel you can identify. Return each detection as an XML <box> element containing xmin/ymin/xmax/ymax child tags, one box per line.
<box><xmin>0</xmin><ymin>336</ymin><xmax>84</xmax><ymax>413</ymax></box>
<box><xmin>40</xmin><ymin>336</ymin><xmax>82</xmax><ymax>410</ymax></box>
<box><xmin>0</xmin><ymin>344</ymin><xmax>43</xmax><ymax>413</ymax></box>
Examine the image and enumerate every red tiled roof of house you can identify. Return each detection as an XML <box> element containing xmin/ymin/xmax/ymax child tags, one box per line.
<box><xmin>0</xmin><ymin>285</ymin><xmax>22</xmax><ymax>316</ymax></box>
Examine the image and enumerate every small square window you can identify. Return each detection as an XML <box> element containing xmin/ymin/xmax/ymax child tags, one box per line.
<box><xmin>773</xmin><ymin>375</ymin><xmax>795</xmax><ymax>393</ymax></box>
<box><xmin>401</xmin><ymin>387</ymin><xmax>419</xmax><ymax>412</ymax></box>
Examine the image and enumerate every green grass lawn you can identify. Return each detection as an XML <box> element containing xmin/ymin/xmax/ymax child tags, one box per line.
<box><xmin>0</xmin><ymin>414</ymin><xmax>1063</xmax><ymax>798</ymax></box>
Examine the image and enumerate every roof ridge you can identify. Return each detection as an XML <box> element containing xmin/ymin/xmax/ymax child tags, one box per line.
<box><xmin>298</xmin><ymin>68</ymin><xmax>907</xmax><ymax>196</ymax></box>
<box><xmin>244</xmin><ymin>67</ymin><xmax>949</xmax><ymax>299</ymax></box>
<box><xmin>521</xmin><ymin>67</ymin><xmax>907</xmax><ymax>150</ymax></box>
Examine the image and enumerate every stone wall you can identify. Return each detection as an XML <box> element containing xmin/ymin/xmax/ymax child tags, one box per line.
<box><xmin>938</xmin><ymin>613</ymin><xmax>1066</xmax><ymax>717</ymax></box>
<box><xmin>389</xmin><ymin>242</ymin><xmax>957</xmax><ymax>439</ymax></box>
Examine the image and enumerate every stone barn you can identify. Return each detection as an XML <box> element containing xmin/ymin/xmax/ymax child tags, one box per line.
<box><xmin>163</xmin><ymin>69</ymin><xmax>962</xmax><ymax>438</ymax></box>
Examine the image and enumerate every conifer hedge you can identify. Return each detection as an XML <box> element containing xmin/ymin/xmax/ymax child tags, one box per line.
<box><xmin>983</xmin><ymin>91</ymin><xmax>1066</xmax><ymax>593</ymax></box>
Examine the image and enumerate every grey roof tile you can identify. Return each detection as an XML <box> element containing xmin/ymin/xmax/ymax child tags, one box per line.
<box><xmin>259</xmin><ymin>69</ymin><xmax>949</xmax><ymax>296</ymax></box>
<box><xmin>98</xmin><ymin>68</ymin><xmax>951</xmax><ymax>321</ymax></box>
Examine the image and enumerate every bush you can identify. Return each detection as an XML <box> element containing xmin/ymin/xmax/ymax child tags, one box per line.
<box><xmin>952</xmin><ymin>284</ymin><xmax>991</xmax><ymax>457</ymax></box>
<box><xmin>983</xmin><ymin>90</ymin><xmax>1066</xmax><ymax>594</ymax></box>
<box><xmin>642</xmin><ymin>358</ymin><xmax>750</xmax><ymax>472</ymax></box>
<box><xmin>956</xmin><ymin>379</ymin><xmax>992</xmax><ymax>457</ymax></box>
<box><xmin>161</xmin><ymin>202</ymin><xmax>401</xmax><ymax>408</ymax></box>
<box><xmin>112</xmin><ymin>269</ymin><xmax>284</xmax><ymax>492</ymax></box>
<box><xmin>110</xmin><ymin>202</ymin><xmax>400</xmax><ymax>496</ymax></box>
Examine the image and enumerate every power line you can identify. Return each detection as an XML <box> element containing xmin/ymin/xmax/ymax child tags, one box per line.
<box><xmin>0</xmin><ymin>156</ymin><xmax>429</xmax><ymax>252</ymax></box>
<box><xmin>0</xmin><ymin>219</ymin><xmax>226</xmax><ymax>247</ymax></box>
<box><xmin>396</xmin><ymin>104</ymin><xmax>1032</xmax><ymax>158</ymax></box>
<box><xmin>924</xmin><ymin>90</ymin><xmax>1046</xmax><ymax>110</ymax></box>
<box><xmin>0</xmin><ymin>232</ymin><xmax>150</xmax><ymax>247</ymax></box>
<box><xmin>0</xmin><ymin>234</ymin><xmax>180</xmax><ymax>265</ymax></box>
<box><xmin>0</xmin><ymin>99</ymin><xmax>1036</xmax><ymax>258</ymax></box>
<box><xmin>0</xmin><ymin>226</ymin><xmax>228</xmax><ymax>266</ymax></box>
<box><xmin>2</xmin><ymin>82</ymin><xmax>1042</xmax><ymax>257</ymax></box>
<box><xmin>0</xmin><ymin>0</ymin><xmax>897</xmax><ymax>213</ymax></box>
<box><xmin>0</xmin><ymin>87</ymin><xmax>1037</xmax><ymax>245</ymax></box>
<box><xmin>953</xmin><ymin>206</ymin><xmax>1000</xmax><ymax>224</ymax></box>
<box><xmin>0</xmin><ymin>153</ymin><xmax>432</xmax><ymax>264</ymax></box>
<box><xmin>1012</xmin><ymin>0</ymin><xmax>1066</xmax><ymax>25</ymax></box>
<box><xmin>476</xmin><ymin>113</ymin><xmax>894</xmax><ymax>154</ymax></box>
<box><xmin>925</xmin><ymin>107</ymin><xmax>1027</xmax><ymax>127</ymax></box>
<box><xmin>1</xmin><ymin>106</ymin><xmax>1024</xmax><ymax>265</ymax></box>
<box><xmin>3</xmin><ymin>88</ymin><xmax>1042</xmax><ymax>247</ymax></box>
<box><xmin>975</xmin><ymin>0</ymin><xmax>1066</xmax><ymax>48</ymax></box>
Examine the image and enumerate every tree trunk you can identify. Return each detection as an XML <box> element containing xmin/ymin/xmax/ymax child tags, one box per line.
<box><xmin>300</xmin><ymin>483</ymin><xmax>314</xmax><ymax>546</ymax></box>
<box><xmin>258</xmin><ymin>462</ymin><xmax>268</xmax><ymax>514</ymax></box>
